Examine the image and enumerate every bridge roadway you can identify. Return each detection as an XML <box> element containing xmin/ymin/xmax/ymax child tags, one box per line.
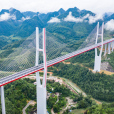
<box><xmin>0</xmin><ymin>38</ymin><xmax>114</xmax><ymax>86</ymax></box>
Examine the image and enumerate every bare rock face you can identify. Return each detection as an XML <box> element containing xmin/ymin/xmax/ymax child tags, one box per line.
<box><xmin>101</xmin><ymin>62</ymin><xmax>114</xmax><ymax>72</ymax></box>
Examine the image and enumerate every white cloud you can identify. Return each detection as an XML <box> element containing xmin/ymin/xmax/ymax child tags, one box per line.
<box><xmin>83</xmin><ymin>14</ymin><xmax>90</xmax><ymax>19</ymax></box>
<box><xmin>11</xmin><ymin>15</ymin><xmax>16</xmax><ymax>20</ymax></box>
<box><xmin>105</xmin><ymin>19</ymin><xmax>114</xmax><ymax>31</ymax></box>
<box><xmin>48</xmin><ymin>17</ymin><xmax>60</xmax><ymax>23</ymax></box>
<box><xmin>64</xmin><ymin>12</ymin><xmax>84</xmax><ymax>22</ymax></box>
<box><xmin>64</xmin><ymin>12</ymin><xmax>103</xmax><ymax>24</ymax></box>
<box><xmin>0</xmin><ymin>12</ymin><xmax>10</xmax><ymax>21</ymax></box>
<box><xmin>21</xmin><ymin>16</ymin><xmax>30</xmax><ymax>21</ymax></box>
<box><xmin>88</xmin><ymin>14</ymin><xmax>103</xmax><ymax>24</ymax></box>
<box><xmin>0</xmin><ymin>12</ymin><xmax>16</xmax><ymax>21</ymax></box>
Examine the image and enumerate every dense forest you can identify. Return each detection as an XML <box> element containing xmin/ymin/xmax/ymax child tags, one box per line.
<box><xmin>87</xmin><ymin>102</ymin><xmax>114</xmax><ymax>114</ymax></box>
<box><xmin>0</xmin><ymin>66</ymin><xmax>113</xmax><ymax>113</ymax></box>
<box><xmin>0</xmin><ymin>79</ymin><xmax>36</xmax><ymax>114</ymax></box>
<box><xmin>0</xmin><ymin>78</ymin><xmax>96</xmax><ymax>114</ymax></box>
<box><xmin>50</xmin><ymin>62</ymin><xmax>114</xmax><ymax>102</ymax></box>
<box><xmin>66</xmin><ymin>49</ymin><xmax>95</xmax><ymax>68</ymax></box>
<box><xmin>107</xmin><ymin>52</ymin><xmax>114</xmax><ymax>69</ymax></box>
<box><xmin>25</xmin><ymin>80</ymin><xmax>95</xmax><ymax>114</ymax></box>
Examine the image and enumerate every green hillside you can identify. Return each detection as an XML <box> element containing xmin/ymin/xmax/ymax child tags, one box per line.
<box><xmin>51</xmin><ymin>63</ymin><xmax>114</xmax><ymax>102</ymax></box>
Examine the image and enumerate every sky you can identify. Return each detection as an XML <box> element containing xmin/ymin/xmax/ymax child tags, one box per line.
<box><xmin>0</xmin><ymin>0</ymin><xmax>114</xmax><ymax>14</ymax></box>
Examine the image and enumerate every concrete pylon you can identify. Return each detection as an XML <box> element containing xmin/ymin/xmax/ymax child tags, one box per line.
<box><xmin>36</xmin><ymin>27</ymin><xmax>47</xmax><ymax>114</ymax></box>
<box><xmin>93</xmin><ymin>22</ymin><xmax>104</xmax><ymax>72</ymax></box>
<box><xmin>1</xmin><ymin>86</ymin><xmax>6</xmax><ymax>114</ymax></box>
<box><xmin>111</xmin><ymin>41</ymin><xmax>114</xmax><ymax>52</ymax></box>
<box><xmin>108</xmin><ymin>42</ymin><xmax>111</xmax><ymax>54</ymax></box>
<box><xmin>104</xmin><ymin>44</ymin><xmax>107</xmax><ymax>56</ymax></box>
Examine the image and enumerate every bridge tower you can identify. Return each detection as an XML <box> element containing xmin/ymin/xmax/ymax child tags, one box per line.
<box><xmin>36</xmin><ymin>27</ymin><xmax>47</xmax><ymax>114</ymax></box>
<box><xmin>93</xmin><ymin>22</ymin><xmax>104</xmax><ymax>72</ymax></box>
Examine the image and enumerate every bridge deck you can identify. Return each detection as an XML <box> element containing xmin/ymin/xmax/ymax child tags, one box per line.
<box><xmin>0</xmin><ymin>38</ymin><xmax>114</xmax><ymax>86</ymax></box>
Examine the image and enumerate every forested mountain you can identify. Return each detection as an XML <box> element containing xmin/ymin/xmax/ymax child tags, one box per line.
<box><xmin>0</xmin><ymin>8</ymin><xmax>25</xmax><ymax>20</ymax></box>
<box><xmin>0</xmin><ymin>6</ymin><xmax>114</xmax><ymax>69</ymax></box>
<box><xmin>0</xmin><ymin>6</ymin><xmax>114</xmax><ymax>48</ymax></box>
<box><xmin>52</xmin><ymin>62</ymin><xmax>114</xmax><ymax>102</ymax></box>
<box><xmin>0</xmin><ymin>6</ymin><xmax>114</xmax><ymax>38</ymax></box>
<box><xmin>0</xmin><ymin>7</ymin><xmax>94</xmax><ymax>53</ymax></box>
<box><xmin>0</xmin><ymin>7</ymin><xmax>114</xmax><ymax>114</ymax></box>
<box><xmin>22</xmin><ymin>11</ymin><xmax>38</xmax><ymax>18</ymax></box>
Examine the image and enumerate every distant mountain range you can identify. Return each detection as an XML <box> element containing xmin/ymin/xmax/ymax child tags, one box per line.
<box><xmin>0</xmin><ymin>7</ymin><xmax>114</xmax><ymax>47</ymax></box>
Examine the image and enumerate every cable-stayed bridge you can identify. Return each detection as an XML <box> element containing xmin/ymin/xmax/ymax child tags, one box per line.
<box><xmin>0</xmin><ymin>22</ymin><xmax>114</xmax><ymax>114</ymax></box>
<box><xmin>0</xmin><ymin>38</ymin><xmax>114</xmax><ymax>87</ymax></box>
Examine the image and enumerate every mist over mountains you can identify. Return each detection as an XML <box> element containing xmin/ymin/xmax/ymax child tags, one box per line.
<box><xmin>0</xmin><ymin>7</ymin><xmax>114</xmax><ymax>40</ymax></box>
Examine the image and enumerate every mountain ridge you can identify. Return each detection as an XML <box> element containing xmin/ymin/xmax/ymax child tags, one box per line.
<box><xmin>0</xmin><ymin>7</ymin><xmax>114</xmax><ymax>41</ymax></box>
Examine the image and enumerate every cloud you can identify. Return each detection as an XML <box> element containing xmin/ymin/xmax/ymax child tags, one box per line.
<box><xmin>0</xmin><ymin>12</ymin><xmax>11</xmax><ymax>21</ymax></box>
<box><xmin>48</xmin><ymin>17</ymin><xmax>60</xmax><ymax>23</ymax></box>
<box><xmin>64</xmin><ymin>12</ymin><xmax>103</xmax><ymax>24</ymax></box>
<box><xmin>21</xmin><ymin>16</ymin><xmax>30</xmax><ymax>21</ymax></box>
<box><xmin>64</xmin><ymin>12</ymin><xmax>90</xmax><ymax>23</ymax></box>
<box><xmin>64</xmin><ymin>12</ymin><xmax>83</xmax><ymax>22</ymax></box>
<box><xmin>88</xmin><ymin>14</ymin><xmax>103</xmax><ymax>24</ymax></box>
<box><xmin>105</xmin><ymin>19</ymin><xmax>114</xmax><ymax>31</ymax></box>
<box><xmin>0</xmin><ymin>12</ymin><xmax>16</xmax><ymax>21</ymax></box>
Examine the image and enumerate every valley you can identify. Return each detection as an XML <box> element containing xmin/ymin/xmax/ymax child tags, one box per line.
<box><xmin>0</xmin><ymin>6</ymin><xmax>114</xmax><ymax>114</ymax></box>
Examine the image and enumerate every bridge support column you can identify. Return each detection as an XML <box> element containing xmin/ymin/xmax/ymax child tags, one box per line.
<box><xmin>108</xmin><ymin>42</ymin><xmax>111</xmax><ymax>54</ymax></box>
<box><xmin>111</xmin><ymin>41</ymin><xmax>114</xmax><ymax>52</ymax></box>
<box><xmin>104</xmin><ymin>44</ymin><xmax>107</xmax><ymax>56</ymax></box>
<box><xmin>1</xmin><ymin>86</ymin><xmax>6</xmax><ymax>114</ymax></box>
<box><xmin>94</xmin><ymin>22</ymin><xmax>104</xmax><ymax>72</ymax></box>
<box><xmin>94</xmin><ymin>55</ymin><xmax>101</xmax><ymax>72</ymax></box>
<box><xmin>36</xmin><ymin>81</ymin><xmax>46</xmax><ymax>114</ymax></box>
<box><xmin>36</xmin><ymin>27</ymin><xmax>47</xmax><ymax>114</ymax></box>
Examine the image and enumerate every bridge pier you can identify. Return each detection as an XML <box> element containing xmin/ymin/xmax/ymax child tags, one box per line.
<box><xmin>94</xmin><ymin>54</ymin><xmax>102</xmax><ymax>72</ymax></box>
<box><xmin>111</xmin><ymin>41</ymin><xmax>114</xmax><ymax>52</ymax></box>
<box><xmin>104</xmin><ymin>41</ymin><xmax>114</xmax><ymax>56</ymax></box>
<box><xmin>1</xmin><ymin>86</ymin><xmax>6</xmax><ymax>114</ymax></box>
<box><xmin>104</xmin><ymin>44</ymin><xmax>107</xmax><ymax>56</ymax></box>
<box><xmin>93</xmin><ymin>22</ymin><xmax>104</xmax><ymax>72</ymax></box>
<box><xmin>108</xmin><ymin>42</ymin><xmax>111</xmax><ymax>54</ymax></box>
<box><xmin>36</xmin><ymin>27</ymin><xmax>47</xmax><ymax>114</ymax></box>
<box><xmin>36</xmin><ymin>83</ymin><xmax>46</xmax><ymax>114</ymax></box>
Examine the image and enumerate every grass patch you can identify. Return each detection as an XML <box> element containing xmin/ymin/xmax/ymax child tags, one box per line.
<box><xmin>69</xmin><ymin>109</ymin><xmax>85</xmax><ymax>114</ymax></box>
